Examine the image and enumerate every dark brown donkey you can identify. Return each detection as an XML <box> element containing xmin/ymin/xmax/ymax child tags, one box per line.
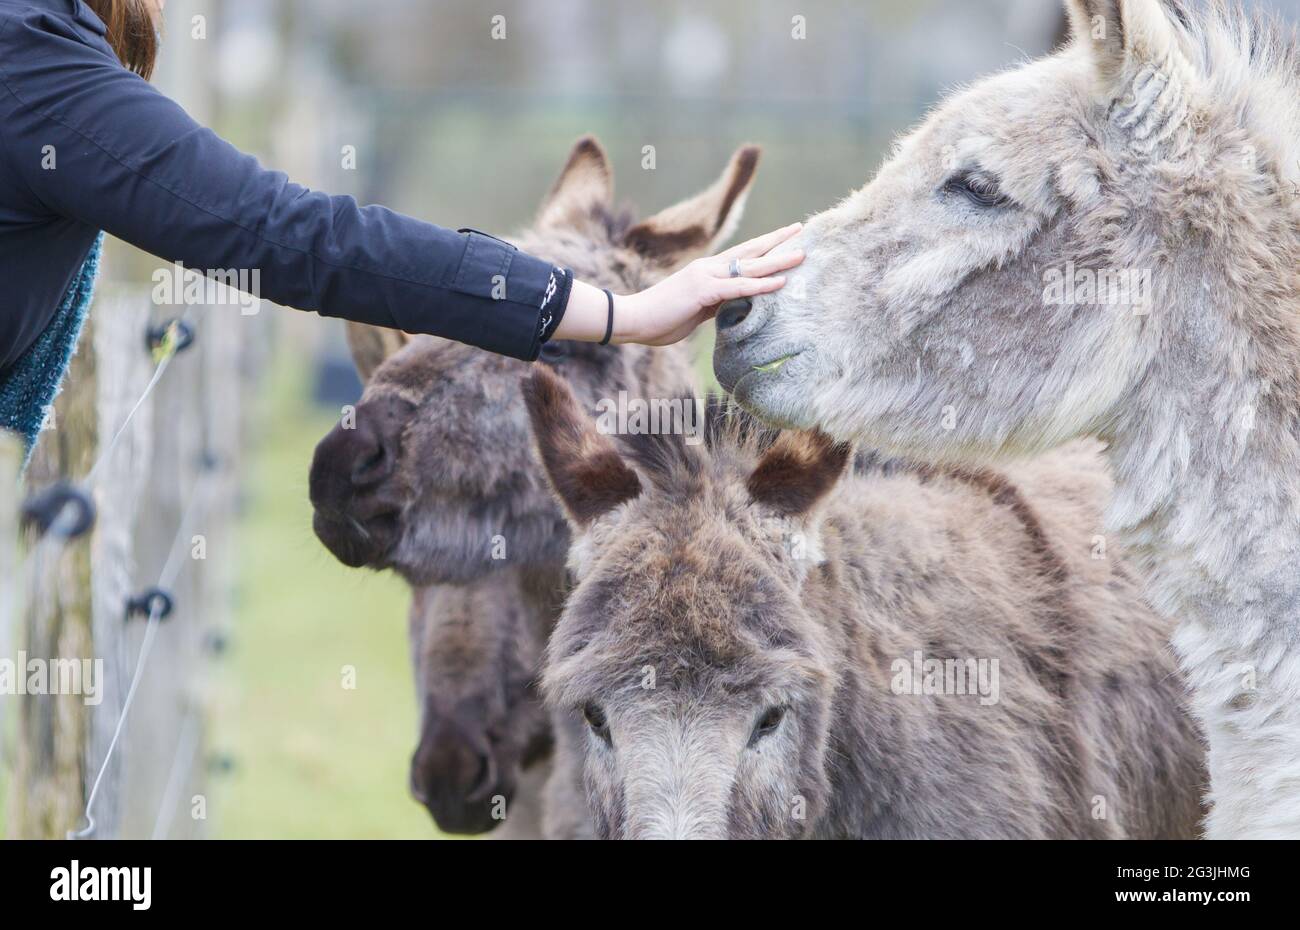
<box><xmin>524</xmin><ymin>367</ymin><xmax>1207</xmax><ymax>839</ymax></box>
<box><xmin>310</xmin><ymin>137</ymin><xmax>759</xmax><ymax>835</ymax></box>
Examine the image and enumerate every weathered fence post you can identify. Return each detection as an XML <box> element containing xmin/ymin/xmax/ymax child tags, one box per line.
<box><xmin>0</xmin><ymin>430</ymin><xmax>25</xmax><ymax>834</ymax></box>
<box><xmin>9</xmin><ymin>322</ymin><xmax>99</xmax><ymax>839</ymax></box>
<box><xmin>84</xmin><ymin>293</ymin><xmax>156</xmax><ymax>840</ymax></box>
<box><xmin>117</xmin><ymin>301</ymin><xmax>207</xmax><ymax>840</ymax></box>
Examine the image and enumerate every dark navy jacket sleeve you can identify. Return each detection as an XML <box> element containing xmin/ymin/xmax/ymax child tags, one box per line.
<box><xmin>0</xmin><ymin>2</ymin><xmax>571</xmax><ymax>361</ymax></box>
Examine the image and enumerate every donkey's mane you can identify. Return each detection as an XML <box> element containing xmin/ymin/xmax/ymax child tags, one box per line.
<box><xmin>1168</xmin><ymin>0</ymin><xmax>1300</xmax><ymax>124</ymax></box>
<box><xmin>615</xmin><ymin>395</ymin><xmax>903</xmax><ymax>496</ymax></box>
<box><xmin>615</xmin><ymin>395</ymin><xmax>775</xmax><ymax>492</ymax></box>
<box><xmin>1181</xmin><ymin>0</ymin><xmax>1300</xmax><ymax>79</ymax></box>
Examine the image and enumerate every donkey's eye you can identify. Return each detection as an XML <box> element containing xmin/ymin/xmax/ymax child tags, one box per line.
<box><xmin>748</xmin><ymin>706</ymin><xmax>787</xmax><ymax>747</ymax></box>
<box><xmin>943</xmin><ymin>172</ymin><xmax>1009</xmax><ymax>209</ymax></box>
<box><xmin>583</xmin><ymin>702</ymin><xmax>612</xmax><ymax>745</ymax></box>
<box><xmin>539</xmin><ymin>341</ymin><xmax>569</xmax><ymax>364</ymax></box>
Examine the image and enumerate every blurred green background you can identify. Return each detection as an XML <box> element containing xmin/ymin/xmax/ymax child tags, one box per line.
<box><xmin>211</xmin><ymin>355</ymin><xmax>425</xmax><ymax>838</ymax></box>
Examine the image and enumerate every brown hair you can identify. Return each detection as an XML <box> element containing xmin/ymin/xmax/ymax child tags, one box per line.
<box><xmin>83</xmin><ymin>0</ymin><xmax>158</xmax><ymax>81</ymax></box>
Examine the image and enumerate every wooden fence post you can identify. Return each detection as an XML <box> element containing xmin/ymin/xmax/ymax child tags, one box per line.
<box><xmin>84</xmin><ymin>293</ymin><xmax>156</xmax><ymax>840</ymax></box>
<box><xmin>0</xmin><ymin>431</ymin><xmax>25</xmax><ymax>835</ymax></box>
<box><xmin>116</xmin><ymin>302</ymin><xmax>207</xmax><ymax>840</ymax></box>
<box><xmin>9</xmin><ymin>321</ymin><xmax>99</xmax><ymax>839</ymax></box>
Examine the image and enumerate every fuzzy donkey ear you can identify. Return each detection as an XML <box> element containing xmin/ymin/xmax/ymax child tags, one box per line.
<box><xmin>346</xmin><ymin>322</ymin><xmax>411</xmax><ymax>382</ymax></box>
<box><xmin>522</xmin><ymin>366</ymin><xmax>642</xmax><ymax>527</ymax></box>
<box><xmin>1064</xmin><ymin>0</ymin><xmax>1194</xmax><ymax>91</ymax></box>
<box><xmin>537</xmin><ymin>136</ymin><xmax>615</xmax><ymax>231</ymax></box>
<box><xmin>747</xmin><ymin>431</ymin><xmax>852</xmax><ymax>518</ymax></box>
<box><xmin>624</xmin><ymin>144</ymin><xmax>761</xmax><ymax>270</ymax></box>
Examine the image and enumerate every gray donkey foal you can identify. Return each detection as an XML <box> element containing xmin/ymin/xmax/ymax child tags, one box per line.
<box><xmin>524</xmin><ymin>367</ymin><xmax>1206</xmax><ymax>839</ymax></box>
<box><xmin>311</xmin><ymin>137</ymin><xmax>758</xmax><ymax>836</ymax></box>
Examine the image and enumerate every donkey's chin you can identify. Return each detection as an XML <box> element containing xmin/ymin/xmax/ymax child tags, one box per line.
<box><xmin>389</xmin><ymin>507</ymin><xmax>571</xmax><ymax>587</ymax></box>
<box><xmin>393</xmin><ymin>548</ymin><xmax>513</xmax><ymax>587</ymax></box>
<box><xmin>724</xmin><ymin>352</ymin><xmax>819</xmax><ymax>432</ymax></box>
<box><xmin>312</xmin><ymin>511</ymin><xmax>400</xmax><ymax>570</ymax></box>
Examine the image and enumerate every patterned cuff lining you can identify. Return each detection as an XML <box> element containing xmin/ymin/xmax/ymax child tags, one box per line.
<box><xmin>537</xmin><ymin>267</ymin><xmax>572</xmax><ymax>344</ymax></box>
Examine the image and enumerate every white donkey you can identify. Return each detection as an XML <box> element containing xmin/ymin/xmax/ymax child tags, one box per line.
<box><xmin>714</xmin><ymin>0</ymin><xmax>1300</xmax><ymax>839</ymax></box>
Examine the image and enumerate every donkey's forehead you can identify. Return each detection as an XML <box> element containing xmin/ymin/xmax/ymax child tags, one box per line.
<box><xmin>512</xmin><ymin>224</ymin><xmax>641</xmax><ymax>293</ymax></box>
<box><xmin>924</xmin><ymin>53</ymin><xmax>1090</xmax><ymax>142</ymax></box>
<box><xmin>545</xmin><ymin>508</ymin><xmax>832</xmax><ymax>708</ymax></box>
<box><xmin>546</xmin><ymin>591</ymin><xmax>823</xmax><ymax>711</ymax></box>
<box><xmin>367</xmin><ymin>335</ymin><xmax>521</xmax><ymax>399</ymax></box>
<box><xmin>566</xmin><ymin>534</ymin><xmax>807</xmax><ymax>654</ymax></box>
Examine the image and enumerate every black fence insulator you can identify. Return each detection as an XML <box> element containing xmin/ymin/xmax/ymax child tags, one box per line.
<box><xmin>204</xmin><ymin>630</ymin><xmax>229</xmax><ymax>656</ymax></box>
<box><xmin>21</xmin><ymin>482</ymin><xmax>97</xmax><ymax>539</ymax></box>
<box><xmin>145</xmin><ymin>319</ymin><xmax>196</xmax><ymax>355</ymax></box>
<box><xmin>126</xmin><ymin>587</ymin><xmax>175</xmax><ymax>622</ymax></box>
<box><xmin>208</xmin><ymin>753</ymin><xmax>237</xmax><ymax>776</ymax></box>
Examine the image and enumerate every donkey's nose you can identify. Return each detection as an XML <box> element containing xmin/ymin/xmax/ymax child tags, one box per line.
<box><xmin>347</xmin><ymin>421</ymin><xmax>395</xmax><ymax>487</ymax></box>
<box><xmin>411</xmin><ymin>718</ymin><xmax>504</xmax><ymax>835</ymax></box>
<box><xmin>309</xmin><ymin>395</ymin><xmax>413</xmax><ymax>510</ymax></box>
<box><xmin>716</xmin><ymin>298</ymin><xmax>753</xmax><ymax>331</ymax></box>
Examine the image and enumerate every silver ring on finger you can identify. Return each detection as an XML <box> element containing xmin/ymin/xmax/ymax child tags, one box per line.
<box><xmin>728</xmin><ymin>258</ymin><xmax>743</xmax><ymax>278</ymax></box>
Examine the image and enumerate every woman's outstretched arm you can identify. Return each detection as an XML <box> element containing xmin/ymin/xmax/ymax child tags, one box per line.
<box><xmin>0</xmin><ymin>6</ymin><xmax>800</xmax><ymax>360</ymax></box>
<box><xmin>0</xmin><ymin>10</ymin><xmax>568</xmax><ymax>359</ymax></box>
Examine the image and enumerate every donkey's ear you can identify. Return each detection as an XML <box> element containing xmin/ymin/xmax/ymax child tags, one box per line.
<box><xmin>624</xmin><ymin>144</ymin><xmax>761</xmax><ymax>270</ymax></box>
<box><xmin>1064</xmin><ymin>0</ymin><xmax>1193</xmax><ymax>90</ymax></box>
<box><xmin>522</xmin><ymin>366</ymin><xmax>642</xmax><ymax>527</ymax></box>
<box><xmin>346</xmin><ymin>322</ymin><xmax>410</xmax><ymax>382</ymax></box>
<box><xmin>747</xmin><ymin>430</ymin><xmax>851</xmax><ymax>518</ymax></box>
<box><xmin>537</xmin><ymin>136</ymin><xmax>615</xmax><ymax>231</ymax></box>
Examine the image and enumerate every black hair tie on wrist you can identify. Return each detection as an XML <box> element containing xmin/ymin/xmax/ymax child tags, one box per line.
<box><xmin>600</xmin><ymin>289</ymin><xmax>615</xmax><ymax>346</ymax></box>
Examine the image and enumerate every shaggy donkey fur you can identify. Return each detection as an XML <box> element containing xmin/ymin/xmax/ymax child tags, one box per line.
<box><xmin>714</xmin><ymin>0</ymin><xmax>1300</xmax><ymax>837</ymax></box>
<box><xmin>311</xmin><ymin>137</ymin><xmax>758</xmax><ymax>836</ymax></box>
<box><xmin>525</xmin><ymin>367</ymin><xmax>1205</xmax><ymax>839</ymax></box>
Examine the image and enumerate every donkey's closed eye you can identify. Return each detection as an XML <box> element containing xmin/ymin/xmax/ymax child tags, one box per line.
<box><xmin>583</xmin><ymin>701</ymin><xmax>612</xmax><ymax>746</ymax></box>
<box><xmin>748</xmin><ymin>706</ymin><xmax>787</xmax><ymax>748</ymax></box>
<box><xmin>538</xmin><ymin>341</ymin><xmax>569</xmax><ymax>364</ymax></box>
<box><xmin>942</xmin><ymin>171</ymin><xmax>1010</xmax><ymax>210</ymax></box>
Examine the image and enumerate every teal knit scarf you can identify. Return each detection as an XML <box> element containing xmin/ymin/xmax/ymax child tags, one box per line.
<box><xmin>0</xmin><ymin>234</ymin><xmax>104</xmax><ymax>464</ymax></box>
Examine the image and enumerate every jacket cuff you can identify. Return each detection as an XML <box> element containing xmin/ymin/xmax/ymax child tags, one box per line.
<box><xmin>443</xmin><ymin>229</ymin><xmax>569</xmax><ymax>361</ymax></box>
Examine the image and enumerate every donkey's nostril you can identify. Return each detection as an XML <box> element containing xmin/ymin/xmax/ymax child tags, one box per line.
<box><xmin>716</xmin><ymin>298</ymin><xmax>753</xmax><ymax>331</ymax></box>
<box><xmin>349</xmin><ymin>432</ymin><xmax>395</xmax><ymax>487</ymax></box>
<box><xmin>352</xmin><ymin>442</ymin><xmax>386</xmax><ymax>484</ymax></box>
<box><xmin>466</xmin><ymin>750</ymin><xmax>501</xmax><ymax>801</ymax></box>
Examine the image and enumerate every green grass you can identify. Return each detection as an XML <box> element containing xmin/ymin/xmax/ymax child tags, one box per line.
<box><xmin>210</xmin><ymin>356</ymin><xmax>440</xmax><ymax>839</ymax></box>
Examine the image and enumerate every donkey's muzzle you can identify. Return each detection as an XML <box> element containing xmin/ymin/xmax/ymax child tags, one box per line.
<box><xmin>308</xmin><ymin>395</ymin><xmax>413</xmax><ymax>567</ymax></box>
<box><xmin>410</xmin><ymin>715</ymin><xmax>512</xmax><ymax>835</ymax></box>
<box><xmin>713</xmin><ymin>293</ymin><xmax>779</xmax><ymax>394</ymax></box>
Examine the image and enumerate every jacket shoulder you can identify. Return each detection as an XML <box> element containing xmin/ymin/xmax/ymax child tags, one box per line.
<box><xmin>0</xmin><ymin>1</ymin><xmax>111</xmax><ymax>60</ymax></box>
